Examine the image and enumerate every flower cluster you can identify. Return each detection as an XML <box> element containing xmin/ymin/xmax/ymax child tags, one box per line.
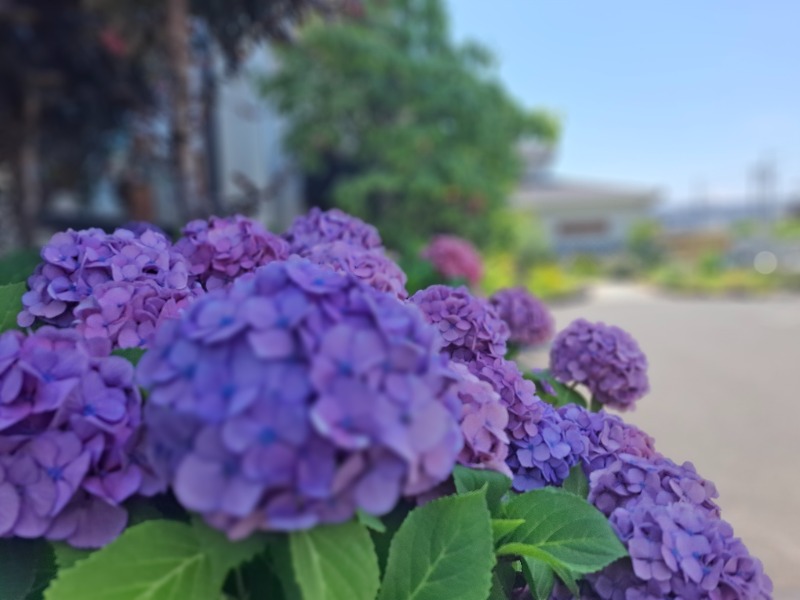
<box><xmin>283</xmin><ymin>207</ymin><xmax>382</xmax><ymax>255</ymax></box>
<box><xmin>410</xmin><ymin>285</ymin><xmax>509</xmax><ymax>362</ymax></box>
<box><xmin>304</xmin><ymin>241</ymin><xmax>408</xmax><ymax>299</ymax></box>
<box><xmin>558</xmin><ymin>404</ymin><xmax>658</xmax><ymax>474</ymax></box>
<box><xmin>489</xmin><ymin>287</ymin><xmax>554</xmax><ymax>348</ymax></box>
<box><xmin>550</xmin><ymin>319</ymin><xmax>650</xmax><ymax>411</ymax></box>
<box><xmin>138</xmin><ymin>259</ymin><xmax>462</xmax><ymax>537</ymax></box>
<box><xmin>586</xmin><ymin>503</ymin><xmax>773</xmax><ymax>599</ymax></box>
<box><xmin>449</xmin><ymin>363</ymin><xmax>510</xmax><ymax>477</ymax></box>
<box><xmin>18</xmin><ymin>228</ymin><xmax>194</xmax><ymax>340</ymax></box>
<box><xmin>0</xmin><ymin>327</ymin><xmax>154</xmax><ymax>547</ymax></box>
<box><xmin>421</xmin><ymin>234</ymin><xmax>484</xmax><ymax>286</ymax></box>
<box><xmin>175</xmin><ymin>215</ymin><xmax>290</xmax><ymax>291</ymax></box>
<box><xmin>121</xmin><ymin>221</ymin><xmax>167</xmax><ymax>238</ymax></box>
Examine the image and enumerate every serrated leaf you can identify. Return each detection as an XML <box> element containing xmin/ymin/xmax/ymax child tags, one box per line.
<box><xmin>453</xmin><ymin>465</ymin><xmax>511</xmax><ymax>514</ymax></box>
<box><xmin>562</xmin><ymin>465</ymin><xmax>590</xmax><ymax>499</ymax></box>
<box><xmin>520</xmin><ymin>556</ymin><xmax>555</xmax><ymax>600</ymax></box>
<box><xmin>357</xmin><ymin>509</ymin><xmax>386</xmax><ymax>533</ymax></box>
<box><xmin>0</xmin><ymin>282</ymin><xmax>26</xmax><ymax>333</ymax></box>
<box><xmin>502</xmin><ymin>488</ymin><xmax>626</xmax><ymax>575</ymax></box>
<box><xmin>289</xmin><ymin>521</ymin><xmax>379</xmax><ymax>600</ymax></box>
<box><xmin>0</xmin><ymin>249</ymin><xmax>40</xmax><ymax>285</ymax></box>
<box><xmin>492</xmin><ymin>518</ymin><xmax>524</xmax><ymax>544</ymax></box>
<box><xmin>112</xmin><ymin>348</ymin><xmax>145</xmax><ymax>366</ymax></box>
<box><xmin>378</xmin><ymin>490</ymin><xmax>494</xmax><ymax>600</ymax></box>
<box><xmin>0</xmin><ymin>538</ymin><xmax>49</xmax><ymax>600</ymax></box>
<box><xmin>500</xmin><ymin>545</ymin><xmax>580</xmax><ymax>596</ymax></box>
<box><xmin>45</xmin><ymin>520</ymin><xmax>224</xmax><ymax>600</ymax></box>
<box><xmin>50</xmin><ymin>542</ymin><xmax>92</xmax><ymax>570</ymax></box>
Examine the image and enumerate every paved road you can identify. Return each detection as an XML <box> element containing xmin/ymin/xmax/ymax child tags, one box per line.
<box><xmin>523</xmin><ymin>285</ymin><xmax>800</xmax><ymax>597</ymax></box>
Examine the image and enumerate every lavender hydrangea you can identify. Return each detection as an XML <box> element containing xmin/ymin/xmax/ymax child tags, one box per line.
<box><xmin>138</xmin><ymin>258</ymin><xmax>462</xmax><ymax>537</ymax></box>
<box><xmin>585</xmin><ymin>503</ymin><xmax>773</xmax><ymax>599</ymax></box>
<box><xmin>558</xmin><ymin>404</ymin><xmax>658</xmax><ymax>474</ymax></box>
<box><xmin>410</xmin><ymin>285</ymin><xmax>509</xmax><ymax>362</ymax></box>
<box><xmin>0</xmin><ymin>327</ymin><xmax>153</xmax><ymax>547</ymax></box>
<box><xmin>421</xmin><ymin>235</ymin><xmax>484</xmax><ymax>286</ymax></box>
<box><xmin>175</xmin><ymin>214</ymin><xmax>290</xmax><ymax>291</ymax></box>
<box><xmin>449</xmin><ymin>363</ymin><xmax>511</xmax><ymax>477</ymax></box>
<box><xmin>283</xmin><ymin>207</ymin><xmax>383</xmax><ymax>255</ymax></box>
<box><xmin>489</xmin><ymin>287</ymin><xmax>555</xmax><ymax>347</ymax></box>
<box><xmin>463</xmin><ymin>355</ymin><xmax>583</xmax><ymax>490</ymax></box>
<box><xmin>18</xmin><ymin>228</ymin><xmax>192</xmax><ymax>329</ymax></box>
<box><xmin>550</xmin><ymin>319</ymin><xmax>650</xmax><ymax>411</ymax></box>
<box><xmin>304</xmin><ymin>241</ymin><xmax>408</xmax><ymax>299</ymax></box>
<box><xmin>588</xmin><ymin>454</ymin><xmax>720</xmax><ymax>518</ymax></box>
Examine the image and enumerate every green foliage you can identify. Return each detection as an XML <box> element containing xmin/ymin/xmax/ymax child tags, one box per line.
<box><xmin>626</xmin><ymin>219</ymin><xmax>665</xmax><ymax>271</ymax></box>
<box><xmin>288</xmin><ymin>521</ymin><xmax>380</xmax><ymax>600</ymax></box>
<box><xmin>0</xmin><ymin>538</ymin><xmax>53</xmax><ymax>600</ymax></box>
<box><xmin>44</xmin><ymin>519</ymin><xmax>262</xmax><ymax>600</ymax></box>
<box><xmin>50</xmin><ymin>543</ymin><xmax>91</xmax><ymax>571</ymax></box>
<box><xmin>452</xmin><ymin>465</ymin><xmax>512</xmax><ymax>514</ymax></box>
<box><xmin>263</xmin><ymin>0</ymin><xmax>559</xmax><ymax>248</ymax></box>
<box><xmin>0</xmin><ymin>248</ymin><xmax>40</xmax><ymax>285</ymax></box>
<box><xmin>111</xmin><ymin>348</ymin><xmax>146</xmax><ymax>367</ymax></box>
<box><xmin>562</xmin><ymin>465</ymin><xmax>590</xmax><ymax>499</ymax></box>
<box><xmin>378</xmin><ymin>490</ymin><xmax>494</xmax><ymax>600</ymax></box>
<box><xmin>0</xmin><ymin>281</ymin><xmax>26</xmax><ymax>333</ymax></box>
<box><xmin>525</xmin><ymin>370</ymin><xmax>587</xmax><ymax>409</ymax></box>
<box><xmin>520</xmin><ymin>555</ymin><xmax>556</xmax><ymax>600</ymax></box>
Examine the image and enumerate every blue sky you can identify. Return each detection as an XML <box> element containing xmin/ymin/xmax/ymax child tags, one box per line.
<box><xmin>446</xmin><ymin>1</ymin><xmax>799</xmax><ymax>204</ymax></box>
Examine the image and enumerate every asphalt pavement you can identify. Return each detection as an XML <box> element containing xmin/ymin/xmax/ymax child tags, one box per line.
<box><xmin>522</xmin><ymin>284</ymin><xmax>800</xmax><ymax>598</ymax></box>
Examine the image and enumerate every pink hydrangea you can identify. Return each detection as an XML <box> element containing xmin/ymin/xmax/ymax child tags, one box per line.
<box><xmin>421</xmin><ymin>235</ymin><xmax>484</xmax><ymax>286</ymax></box>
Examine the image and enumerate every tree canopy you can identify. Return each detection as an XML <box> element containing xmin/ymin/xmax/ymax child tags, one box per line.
<box><xmin>263</xmin><ymin>0</ymin><xmax>560</xmax><ymax>249</ymax></box>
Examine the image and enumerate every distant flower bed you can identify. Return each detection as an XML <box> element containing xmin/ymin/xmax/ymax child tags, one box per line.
<box><xmin>0</xmin><ymin>210</ymin><xmax>771</xmax><ymax>600</ymax></box>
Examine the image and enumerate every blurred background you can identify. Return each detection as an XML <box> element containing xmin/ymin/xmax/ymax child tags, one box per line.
<box><xmin>0</xmin><ymin>0</ymin><xmax>798</xmax><ymax>595</ymax></box>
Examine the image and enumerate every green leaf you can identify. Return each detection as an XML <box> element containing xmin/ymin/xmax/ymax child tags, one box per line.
<box><xmin>562</xmin><ymin>465</ymin><xmax>590</xmax><ymax>499</ymax></box>
<box><xmin>50</xmin><ymin>543</ymin><xmax>92</xmax><ymax>571</ymax></box>
<box><xmin>0</xmin><ymin>249</ymin><xmax>40</xmax><ymax>285</ymax></box>
<box><xmin>520</xmin><ymin>556</ymin><xmax>555</xmax><ymax>600</ymax></box>
<box><xmin>525</xmin><ymin>371</ymin><xmax>588</xmax><ymax>409</ymax></box>
<box><xmin>289</xmin><ymin>521</ymin><xmax>380</xmax><ymax>600</ymax></box>
<box><xmin>378</xmin><ymin>490</ymin><xmax>494</xmax><ymax>600</ymax></box>
<box><xmin>191</xmin><ymin>518</ymin><xmax>264</xmax><ymax>587</ymax></box>
<box><xmin>112</xmin><ymin>348</ymin><xmax>145</xmax><ymax>367</ymax></box>
<box><xmin>502</xmin><ymin>488</ymin><xmax>627</xmax><ymax>575</ymax></box>
<box><xmin>44</xmin><ymin>519</ymin><xmax>263</xmax><ymax>600</ymax></box>
<box><xmin>491</xmin><ymin>519</ymin><xmax>524</xmax><ymax>544</ymax></box>
<box><xmin>488</xmin><ymin>562</ymin><xmax>517</xmax><ymax>600</ymax></box>
<box><xmin>266</xmin><ymin>537</ymin><xmax>303</xmax><ymax>600</ymax></box>
<box><xmin>499</xmin><ymin>545</ymin><xmax>580</xmax><ymax>596</ymax></box>
<box><xmin>0</xmin><ymin>538</ymin><xmax>50</xmax><ymax>600</ymax></box>
<box><xmin>0</xmin><ymin>282</ymin><xmax>26</xmax><ymax>333</ymax></box>
<box><xmin>452</xmin><ymin>465</ymin><xmax>511</xmax><ymax>514</ymax></box>
<box><xmin>356</xmin><ymin>509</ymin><xmax>386</xmax><ymax>533</ymax></box>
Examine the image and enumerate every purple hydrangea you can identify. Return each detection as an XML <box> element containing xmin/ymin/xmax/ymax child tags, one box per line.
<box><xmin>550</xmin><ymin>319</ymin><xmax>650</xmax><ymax>411</ymax></box>
<box><xmin>558</xmin><ymin>404</ymin><xmax>659</xmax><ymax>475</ymax></box>
<box><xmin>588</xmin><ymin>454</ymin><xmax>720</xmax><ymax>519</ymax></box>
<box><xmin>138</xmin><ymin>258</ymin><xmax>462</xmax><ymax>537</ymax></box>
<box><xmin>421</xmin><ymin>235</ymin><xmax>484</xmax><ymax>286</ymax></box>
<box><xmin>283</xmin><ymin>208</ymin><xmax>383</xmax><ymax>255</ymax></box>
<box><xmin>304</xmin><ymin>241</ymin><xmax>408</xmax><ymax>299</ymax></box>
<box><xmin>489</xmin><ymin>287</ymin><xmax>555</xmax><ymax>347</ymax></box>
<box><xmin>175</xmin><ymin>215</ymin><xmax>290</xmax><ymax>291</ymax></box>
<box><xmin>74</xmin><ymin>280</ymin><xmax>202</xmax><ymax>349</ymax></box>
<box><xmin>585</xmin><ymin>503</ymin><xmax>773</xmax><ymax>599</ymax></box>
<box><xmin>463</xmin><ymin>355</ymin><xmax>583</xmax><ymax>491</ymax></box>
<box><xmin>18</xmin><ymin>228</ymin><xmax>192</xmax><ymax>329</ymax></box>
<box><xmin>409</xmin><ymin>285</ymin><xmax>509</xmax><ymax>362</ymax></box>
<box><xmin>449</xmin><ymin>363</ymin><xmax>511</xmax><ymax>478</ymax></box>
<box><xmin>120</xmin><ymin>221</ymin><xmax>167</xmax><ymax>239</ymax></box>
<box><xmin>0</xmin><ymin>327</ymin><xmax>153</xmax><ymax>547</ymax></box>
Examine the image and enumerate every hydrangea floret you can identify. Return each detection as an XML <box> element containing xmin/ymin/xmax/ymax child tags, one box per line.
<box><xmin>282</xmin><ymin>207</ymin><xmax>383</xmax><ymax>255</ymax></box>
<box><xmin>489</xmin><ymin>287</ymin><xmax>555</xmax><ymax>348</ymax></box>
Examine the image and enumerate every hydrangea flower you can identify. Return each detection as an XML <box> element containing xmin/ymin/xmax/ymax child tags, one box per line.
<box><xmin>175</xmin><ymin>214</ymin><xmax>289</xmax><ymax>291</ymax></box>
<box><xmin>489</xmin><ymin>287</ymin><xmax>554</xmax><ymax>347</ymax></box>
<box><xmin>449</xmin><ymin>363</ymin><xmax>511</xmax><ymax>477</ymax></box>
<box><xmin>304</xmin><ymin>241</ymin><xmax>408</xmax><ymax>299</ymax></box>
<box><xmin>421</xmin><ymin>235</ymin><xmax>484</xmax><ymax>286</ymax></box>
<box><xmin>18</xmin><ymin>228</ymin><xmax>192</xmax><ymax>329</ymax></box>
<box><xmin>409</xmin><ymin>285</ymin><xmax>509</xmax><ymax>362</ymax></box>
<box><xmin>138</xmin><ymin>258</ymin><xmax>462</xmax><ymax>537</ymax></box>
<box><xmin>588</xmin><ymin>454</ymin><xmax>720</xmax><ymax>518</ymax></box>
<box><xmin>0</xmin><ymin>327</ymin><xmax>152</xmax><ymax>547</ymax></box>
<box><xmin>585</xmin><ymin>503</ymin><xmax>773</xmax><ymax>599</ymax></box>
<box><xmin>283</xmin><ymin>207</ymin><xmax>383</xmax><ymax>255</ymax></box>
<box><xmin>558</xmin><ymin>404</ymin><xmax>658</xmax><ymax>474</ymax></box>
<box><xmin>550</xmin><ymin>319</ymin><xmax>650</xmax><ymax>411</ymax></box>
<box><xmin>120</xmin><ymin>221</ymin><xmax>167</xmax><ymax>238</ymax></box>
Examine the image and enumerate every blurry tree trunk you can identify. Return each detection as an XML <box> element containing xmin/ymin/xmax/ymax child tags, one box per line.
<box><xmin>165</xmin><ymin>0</ymin><xmax>195</xmax><ymax>221</ymax></box>
<box><xmin>13</xmin><ymin>85</ymin><xmax>42</xmax><ymax>248</ymax></box>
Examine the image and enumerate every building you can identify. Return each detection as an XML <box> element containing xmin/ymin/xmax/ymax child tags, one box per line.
<box><xmin>510</xmin><ymin>141</ymin><xmax>659</xmax><ymax>256</ymax></box>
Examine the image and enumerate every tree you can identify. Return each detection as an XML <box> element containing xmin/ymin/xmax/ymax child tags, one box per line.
<box><xmin>262</xmin><ymin>0</ymin><xmax>559</xmax><ymax>249</ymax></box>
